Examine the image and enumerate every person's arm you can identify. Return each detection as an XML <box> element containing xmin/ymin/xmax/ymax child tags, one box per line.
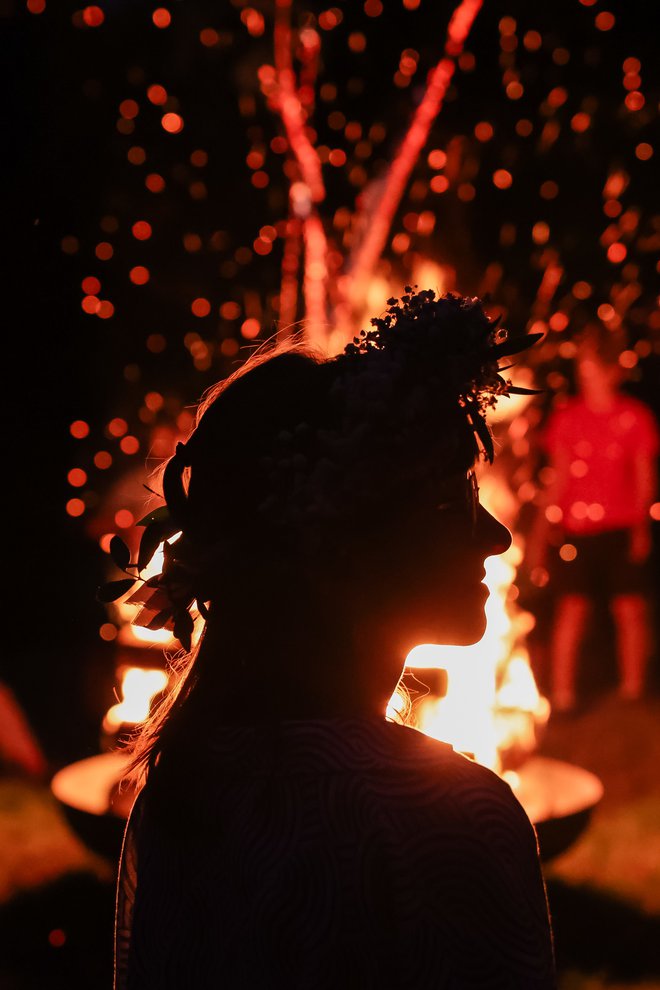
<box><xmin>629</xmin><ymin>449</ymin><xmax>657</xmax><ymax>563</ymax></box>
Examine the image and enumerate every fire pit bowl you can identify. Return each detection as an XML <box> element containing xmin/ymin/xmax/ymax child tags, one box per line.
<box><xmin>52</xmin><ymin>751</ymin><xmax>603</xmax><ymax>863</ymax></box>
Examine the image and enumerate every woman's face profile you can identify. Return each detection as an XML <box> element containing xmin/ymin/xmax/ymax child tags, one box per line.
<box><xmin>362</xmin><ymin>471</ymin><xmax>511</xmax><ymax>654</ymax></box>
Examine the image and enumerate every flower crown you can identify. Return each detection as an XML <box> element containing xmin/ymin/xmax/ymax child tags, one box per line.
<box><xmin>98</xmin><ymin>288</ymin><xmax>540</xmax><ymax>651</ymax></box>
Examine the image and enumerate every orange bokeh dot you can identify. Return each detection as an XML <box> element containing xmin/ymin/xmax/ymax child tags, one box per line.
<box><xmin>619</xmin><ymin>350</ymin><xmax>638</xmax><ymax>369</ymax></box>
<box><xmin>430</xmin><ymin>175</ymin><xmax>449</xmax><ymax>194</ymax></box>
<box><xmin>597</xmin><ymin>303</ymin><xmax>615</xmax><ymax>322</ymax></box>
<box><xmin>82</xmin><ymin>5</ymin><xmax>104</xmax><ymax>26</ymax></box>
<box><xmin>132</xmin><ymin>220</ymin><xmax>152</xmax><ymax>240</ymax></box>
<box><xmin>120</xmin><ymin>435</ymin><xmax>140</xmax><ymax>455</ymax></box>
<box><xmin>70</xmin><ymin>420</ymin><xmax>89</xmax><ymax>439</ymax></box>
<box><xmin>595</xmin><ymin>11</ymin><xmax>615</xmax><ymax>30</ymax></box>
<box><xmin>127</xmin><ymin>146</ymin><xmax>146</xmax><ymax>165</ymax></box>
<box><xmin>532</xmin><ymin>221</ymin><xmax>550</xmax><ymax>244</ymax></box>
<box><xmin>144</xmin><ymin>391</ymin><xmax>163</xmax><ymax>411</ymax></box>
<box><xmin>67</xmin><ymin>468</ymin><xmax>87</xmax><ymax>487</ymax></box>
<box><xmin>48</xmin><ymin>929</ymin><xmax>67</xmax><ymax>948</ymax></box>
<box><xmin>97</xmin><ymin>300</ymin><xmax>115</xmax><ymax>319</ymax></box>
<box><xmin>635</xmin><ymin>143</ymin><xmax>653</xmax><ymax>161</ymax></box>
<box><xmin>147</xmin><ymin>84</ymin><xmax>167</xmax><ymax>105</ymax></box>
<box><xmin>161</xmin><ymin>112</ymin><xmax>183</xmax><ymax>133</ymax></box>
<box><xmin>649</xmin><ymin>502</ymin><xmax>660</xmax><ymax>522</ymax></box>
<box><xmin>625</xmin><ymin>91</ymin><xmax>645</xmax><ymax>112</ymax></box>
<box><xmin>99</xmin><ymin>623</ymin><xmax>118</xmax><ymax>642</ymax></box>
<box><xmin>114</xmin><ymin>509</ymin><xmax>134</xmax><ymax>528</ymax></box>
<box><xmin>119</xmin><ymin>99</ymin><xmax>139</xmax><ymax>120</ymax></box>
<box><xmin>81</xmin><ymin>276</ymin><xmax>101</xmax><ymax>294</ymax></box>
<box><xmin>220</xmin><ymin>301</ymin><xmax>241</xmax><ymax>320</ymax></box>
<box><xmin>493</xmin><ymin>169</ymin><xmax>513</xmax><ymax>189</ymax></box>
<box><xmin>108</xmin><ymin>417</ymin><xmax>128</xmax><ymax>437</ymax></box>
<box><xmin>152</xmin><ymin>7</ymin><xmax>171</xmax><ymax>27</ymax></box>
<box><xmin>241</xmin><ymin>318</ymin><xmax>261</xmax><ymax>339</ymax></box>
<box><xmin>191</xmin><ymin>297</ymin><xmax>211</xmax><ymax>317</ymax></box>
<box><xmin>95</xmin><ymin>242</ymin><xmax>114</xmax><ymax>260</ymax></box>
<box><xmin>145</xmin><ymin>173</ymin><xmax>165</xmax><ymax>193</ymax></box>
<box><xmin>607</xmin><ymin>242</ymin><xmax>627</xmax><ymax>263</ymax></box>
<box><xmin>348</xmin><ymin>32</ymin><xmax>366</xmax><ymax>53</ymax></box>
<box><xmin>549</xmin><ymin>312</ymin><xmax>569</xmax><ymax>332</ymax></box>
<box><xmin>81</xmin><ymin>295</ymin><xmax>100</xmax><ymax>314</ymax></box>
<box><xmin>246</xmin><ymin>150</ymin><xmax>264</xmax><ymax>170</ymax></box>
<box><xmin>559</xmin><ymin>543</ymin><xmax>578</xmax><ymax>562</ymax></box>
<box><xmin>146</xmin><ymin>333</ymin><xmax>166</xmax><ymax>352</ymax></box>
<box><xmin>571</xmin><ymin>112</ymin><xmax>591</xmax><ymax>132</ymax></box>
<box><xmin>328</xmin><ymin>148</ymin><xmax>347</xmax><ymax>167</ymax></box>
<box><xmin>505</xmin><ymin>81</ymin><xmax>523</xmax><ymax>100</ymax></box>
<box><xmin>130</xmin><ymin>265</ymin><xmax>150</xmax><ymax>285</ymax></box>
<box><xmin>190</xmin><ymin>149</ymin><xmax>208</xmax><ymax>167</ymax></box>
<box><xmin>200</xmin><ymin>27</ymin><xmax>219</xmax><ymax>46</ymax></box>
<box><xmin>94</xmin><ymin>450</ymin><xmax>112</xmax><ymax>469</ymax></box>
<box><xmin>427</xmin><ymin>149</ymin><xmax>447</xmax><ymax>168</ymax></box>
<box><xmin>540</xmin><ymin>180</ymin><xmax>559</xmax><ymax>199</ymax></box>
<box><xmin>99</xmin><ymin>533</ymin><xmax>114</xmax><ymax>553</ymax></box>
<box><xmin>474</xmin><ymin>122</ymin><xmax>493</xmax><ymax>142</ymax></box>
<box><xmin>251</xmin><ymin>170</ymin><xmax>269</xmax><ymax>188</ymax></box>
<box><xmin>66</xmin><ymin>498</ymin><xmax>85</xmax><ymax>517</ymax></box>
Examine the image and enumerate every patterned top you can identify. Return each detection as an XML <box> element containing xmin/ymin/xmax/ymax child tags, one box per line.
<box><xmin>116</xmin><ymin>717</ymin><xmax>555</xmax><ymax>989</ymax></box>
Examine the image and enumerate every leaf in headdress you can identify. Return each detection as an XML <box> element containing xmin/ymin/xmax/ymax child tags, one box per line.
<box><xmin>492</xmin><ymin>332</ymin><xmax>543</xmax><ymax>358</ymax></box>
<box><xmin>469</xmin><ymin>407</ymin><xmax>494</xmax><ymax>463</ymax></box>
<box><xmin>136</xmin><ymin>505</ymin><xmax>172</xmax><ymax>527</ymax></box>
<box><xmin>109</xmin><ymin>536</ymin><xmax>131</xmax><ymax>571</ymax></box>
<box><xmin>137</xmin><ymin>520</ymin><xmax>177</xmax><ymax>572</ymax></box>
<box><xmin>96</xmin><ymin>578</ymin><xmax>137</xmax><ymax>603</ymax></box>
<box><xmin>173</xmin><ymin>608</ymin><xmax>194</xmax><ymax>653</ymax></box>
<box><xmin>506</xmin><ymin>385</ymin><xmax>544</xmax><ymax>395</ymax></box>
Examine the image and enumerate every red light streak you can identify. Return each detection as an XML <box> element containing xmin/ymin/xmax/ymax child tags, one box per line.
<box><xmin>335</xmin><ymin>0</ymin><xmax>483</xmax><ymax>334</ymax></box>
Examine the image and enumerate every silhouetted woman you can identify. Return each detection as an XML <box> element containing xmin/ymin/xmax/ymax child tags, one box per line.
<box><xmin>111</xmin><ymin>291</ymin><xmax>555</xmax><ymax>989</ymax></box>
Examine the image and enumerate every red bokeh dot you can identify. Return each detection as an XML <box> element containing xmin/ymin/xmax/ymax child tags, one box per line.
<box><xmin>27</xmin><ymin>0</ymin><xmax>47</xmax><ymax>13</ymax></box>
<box><xmin>120</xmin><ymin>435</ymin><xmax>140</xmax><ymax>455</ymax></box>
<box><xmin>81</xmin><ymin>295</ymin><xmax>100</xmax><ymax>314</ymax></box>
<box><xmin>114</xmin><ymin>509</ymin><xmax>134</xmax><ymax>529</ymax></box>
<box><xmin>99</xmin><ymin>623</ymin><xmax>118</xmax><ymax>642</ymax></box>
<box><xmin>147</xmin><ymin>84</ymin><xmax>167</xmax><ymax>105</ymax></box>
<box><xmin>107</xmin><ymin>417</ymin><xmax>128</xmax><ymax>437</ymax></box>
<box><xmin>119</xmin><ymin>99</ymin><xmax>139</xmax><ymax>120</ymax></box>
<box><xmin>129</xmin><ymin>266</ymin><xmax>150</xmax><ymax>285</ymax></box>
<box><xmin>191</xmin><ymin>297</ymin><xmax>211</xmax><ymax>317</ymax></box>
<box><xmin>145</xmin><ymin>173</ymin><xmax>165</xmax><ymax>193</ymax></box>
<box><xmin>95</xmin><ymin>242</ymin><xmax>114</xmax><ymax>261</ymax></box>
<box><xmin>82</xmin><ymin>5</ymin><xmax>104</xmax><ymax>26</ymax></box>
<box><xmin>152</xmin><ymin>7</ymin><xmax>171</xmax><ymax>28</ymax></box>
<box><xmin>70</xmin><ymin>420</ymin><xmax>89</xmax><ymax>439</ymax></box>
<box><xmin>97</xmin><ymin>300</ymin><xmax>115</xmax><ymax>319</ymax></box>
<box><xmin>48</xmin><ymin>929</ymin><xmax>67</xmax><ymax>948</ymax></box>
<box><xmin>607</xmin><ymin>242</ymin><xmax>627</xmax><ymax>263</ymax></box>
<box><xmin>161</xmin><ymin>112</ymin><xmax>183</xmax><ymax>133</ymax></box>
<box><xmin>66</xmin><ymin>498</ymin><xmax>85</xmax><ymax>518</ymax></box>
<box><xmin>67</xmin><ymin>468</ymin><xmax>87</xmax><ymax>487</ymax></box>
<box><xmin>132</xmin><ymin>220</ymin><xmax>152</xmax><ymax>240</ymax></box>
<box><xmin>81</xmin><ymin>276</ymin><xmax>101</xmax><ymax>294</ymax></box>
<box><xmin>94</xmin><ymin>450</ymin><xmax>112</xmax><ymax>469</ymax></box>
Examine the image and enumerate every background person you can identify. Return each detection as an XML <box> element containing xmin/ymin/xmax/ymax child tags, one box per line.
<box><xmin>528</xmin><ymin>326</ymin><xmax>658</xmax><ymax>713</ymax></box>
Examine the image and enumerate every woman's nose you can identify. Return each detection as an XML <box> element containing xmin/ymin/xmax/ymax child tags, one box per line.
<box><xmin>476</xmin><ymin>506</ymin><xmax>512</xmax><ymax>557</ymax></box>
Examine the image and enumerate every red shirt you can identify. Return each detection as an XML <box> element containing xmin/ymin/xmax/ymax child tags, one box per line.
<box><xmin>544</xmin><ymin>394</ymin><xmax>659</xmax><ymax>535</ymax></box>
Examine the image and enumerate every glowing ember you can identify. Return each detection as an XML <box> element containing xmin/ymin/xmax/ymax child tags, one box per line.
<box><xmin>103</xmin><ymin>667</ymin><xmax>168</xmax><ymax>731</ymax></box>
